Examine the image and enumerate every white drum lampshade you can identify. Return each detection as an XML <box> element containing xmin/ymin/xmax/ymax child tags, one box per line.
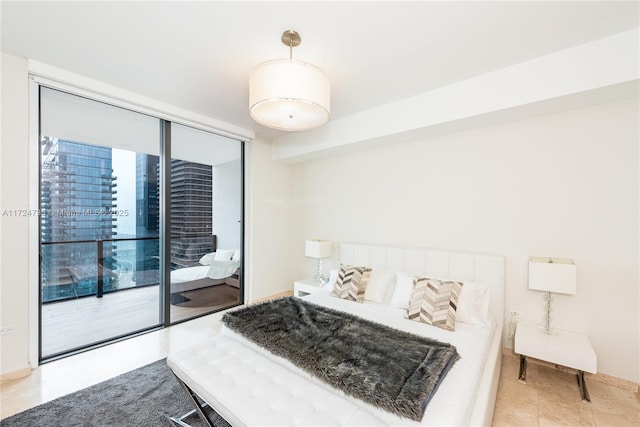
<box><xmin>528</xmin><ymin>257</ymin><xmax>576</xmax><ymax>295</ymax></box>
<box><xmin>249</xmin><ymin>60</ymin><xmax>330</xmax><ymax>131</ymax></box>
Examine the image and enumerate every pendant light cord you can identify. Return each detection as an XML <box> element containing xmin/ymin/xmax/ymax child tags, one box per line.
<box><xmin>289</xmin><ymin>34</ymin><xmax>293</xmax><ymax>60</ymax></box>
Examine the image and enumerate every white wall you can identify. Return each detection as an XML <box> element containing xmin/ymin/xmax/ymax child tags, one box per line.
<box><xmin>290</xmin><ymin>97</ymin><xmax>639</xmax><ymax>383</ymax></box>
<box><xmin>246</xmin><ymin>135</ymin><xmax>297</xmax><ymax>302</ymax></box>
<box><xmin>0</xmin><ymin>53</ymin><xmax>31</xmax><ymax>376</ymax></box>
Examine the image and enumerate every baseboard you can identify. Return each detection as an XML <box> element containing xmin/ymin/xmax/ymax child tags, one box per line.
<box><xmin>250</xmin><ymin>290</ymin><xmax>293</xmax><ymax>304</ymax></box>
<box><xmin>1</xmin><ymin>366</ymin><xmax>32</xmax><ymax>383</ymax></box>
<box><xmin>503</xmin><ymin>347</ymin><xmax>639</xmax><ymax>393</ymax></box>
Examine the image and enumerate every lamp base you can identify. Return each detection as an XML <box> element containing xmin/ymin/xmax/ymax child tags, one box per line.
<box><xmin>540</xmin><ymin>291</ymin><xmax>557</xmax><ymax>335</ymax></box>
<box><xmin>314</xmin><ymin>258</ymin><xmax>325</xmax><ymax>284</ymax></box>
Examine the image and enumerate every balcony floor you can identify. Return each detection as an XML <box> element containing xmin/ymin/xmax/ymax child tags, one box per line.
<box><xmin>41</xmin><ymin>284</ymin><xmax>239</xmax><ymax>357</ymax></box>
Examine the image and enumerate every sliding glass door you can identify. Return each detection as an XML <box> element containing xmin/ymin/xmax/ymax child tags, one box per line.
<box><xmin>169</xmin><ymin>124</ymin><xmax>243</xmax><ymax>322</ymax></box>
<box><xmin>39</xmin><ymin>87</ymin><xmax>162</xmax><ymax>359</ymax></box>
<box><xmin>38</xmin><ymin>87</ymin><xmax>244</xmax><ymax>360</ymax></box>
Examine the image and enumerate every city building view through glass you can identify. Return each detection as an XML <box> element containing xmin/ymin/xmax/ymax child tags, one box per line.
<box><xmin>40</xmin><ymin>138</ymin><xmax>165</xmax><ymax>302</ymax></box>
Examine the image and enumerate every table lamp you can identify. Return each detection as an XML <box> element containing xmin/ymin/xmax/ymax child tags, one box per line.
<box><xmin>528</xmin><ymin>256</ymin><xmax>576</xmax><ymax>335</ymax></box>
<box><xmin>305</xmin><ymin>240</ymin><xmax>332</xmax><ymax>284</ymax></box>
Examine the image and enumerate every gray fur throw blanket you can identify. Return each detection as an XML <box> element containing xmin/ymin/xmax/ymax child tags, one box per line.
<box><xmin>222</xmin><ymin>297</ymin><xmax>459</xmax><ymax>421</ymax></box>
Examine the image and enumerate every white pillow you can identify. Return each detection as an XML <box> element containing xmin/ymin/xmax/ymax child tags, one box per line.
<box><xmin>382</xmin><ymin>274</ymin><xmax>398</xmax><ymax>304</ymax></box>
<box><xmin>232</xmin><ymin>249</ymin><xmax>241</xmax><ymax>262</ymax></box>
<box><xmin>363</xmin><ymin>270</ymin><xmax>395</xmax><ymax>304</ymax></box>
<box><xmin>323</xmin><ymin>269</ymin><xmax>339</xmax><ymax>290</ymax></box>
<box><xmin>214</xmin><ymin>249</ymin><xmax>235</xmax><ymax>261</ymax></box>
<box><xmin>199</xmin><ymin>252</ymin><xmax>215</xmax><ymax>265</ymax></box>
<box><xmin>456</xmin><ymin>281</ymin><xmax>491</xmax><ymax>326</ymax></box>
<box><xmin>390</xmin><ymin>272</ymin><xmax>414</xmax><ymax>310</ymax></box>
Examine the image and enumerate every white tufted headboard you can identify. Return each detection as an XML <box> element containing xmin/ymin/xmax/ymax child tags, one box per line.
<box><xmin>339</xmin><ymin>243</ymin><xmax>505</xmax><ymax>325</ymax></box>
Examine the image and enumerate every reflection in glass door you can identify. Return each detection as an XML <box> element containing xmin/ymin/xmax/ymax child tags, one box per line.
<box><xmin>39</xmin><ymin>87</ymin><xmax>162</xmax><ymax>359</ymax></box>
<box><xmin>169</xmin><ymin>124</ymin><xmax>243</xmax><ymax>323</ymax></box>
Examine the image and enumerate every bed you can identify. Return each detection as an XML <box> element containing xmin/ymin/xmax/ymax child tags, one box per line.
<box><xmin>167</xmin><ymin>243</ymin><xmax>504</xmax><ymax>426</ymax></box>
<box><xmin>170</xmin><ymin>249</ymin><xmax>241</xmax><ymax>294</ymax></box>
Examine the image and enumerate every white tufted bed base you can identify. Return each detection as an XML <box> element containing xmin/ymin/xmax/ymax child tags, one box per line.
<box><xmin>167</xmin><ymin>244</ymin><xmax>505</xmax><ymax>426</ymax></box>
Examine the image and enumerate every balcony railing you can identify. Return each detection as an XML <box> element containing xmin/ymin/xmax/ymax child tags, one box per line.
<box><xmin>41</xmin><ymin>237</ymin><xmax>160</xmax><ymax>303</ymax></box>
<box><xmin>40</xmin><ymin>234</ymin><xmax>216</xmax><ymax>303</ymax></box>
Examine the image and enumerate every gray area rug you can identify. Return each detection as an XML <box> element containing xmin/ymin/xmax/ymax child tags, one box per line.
<box><xmin>1</xmin><ymin>359</ymin><xmax>230</xmax><ymax>427</ymax></box>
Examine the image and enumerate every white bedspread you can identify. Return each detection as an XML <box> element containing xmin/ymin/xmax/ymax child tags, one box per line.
<box><xmin>206</xmin><ymin>259</ymin><xmax>239</xmax><ymax>279</ymax></box>
<box><xmin>170</xmin><ymin>265</ymin><xmax>210</xmax><ymax>283</ymax></box>
<box><xmin>169</xmin><ymin>261</ymin><xmax>239</xmax><ymax>283</ymax></box>
<box><xmin>167</xmin><ymin>292</ymin><xmax>496</xmax><ymax>426</ymax></box>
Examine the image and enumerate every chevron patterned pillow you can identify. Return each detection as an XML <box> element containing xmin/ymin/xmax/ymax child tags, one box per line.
<box><xmin>332</xmin><ymin>264</ymin><xmax>372</xmax><ymax>303</ymax></box>
<box><xmin>407</xmin><ymin>277</ymin><xmax>463</xmax><ymax>331</ymax></box>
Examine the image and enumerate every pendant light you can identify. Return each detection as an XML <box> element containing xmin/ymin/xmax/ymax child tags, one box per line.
<box><xmin>249</xmin><ymin>30</ymin><xmax>330</xmax><ymax>131</ymax></box>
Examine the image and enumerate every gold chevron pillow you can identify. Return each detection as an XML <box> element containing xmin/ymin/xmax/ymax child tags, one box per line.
<box><xmin>407</xmin><ymin>277</ymin><xmax>463</xmax><ymax>331</ymax></box>
<box><xmin>332</xmin><ymin>264</ymin><xmax>372</xmax><ymax>303</ymax></box>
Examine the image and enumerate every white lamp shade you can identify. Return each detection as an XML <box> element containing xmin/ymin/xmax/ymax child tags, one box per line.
<box><xmin>249</xmin><ymin>59</ymin><xmax>330</xmax><ymax>131</ymax></box>
<box><xmin>528</xmin><ymin>257</ymin><xmax>576</xmax><ymax>295</ymax></box>
<box><xmin>305</xmin><ymin>240</ymin><xmax>332</xmax><ymax>259</ymax></box>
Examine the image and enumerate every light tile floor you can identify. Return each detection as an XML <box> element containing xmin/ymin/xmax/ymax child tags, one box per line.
<box><xmin>493</xmin><ymin>355</ymin><xmax>640</xmax><ymax>427</ymax></box>
<box><xmin>2</xmin><ymin>313</ymin><xmax>638</xmax><ymax>426</ymax></box>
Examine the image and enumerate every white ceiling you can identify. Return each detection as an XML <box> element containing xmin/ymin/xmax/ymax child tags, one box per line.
<box><xmin>2</xmin><ymin>1</ymin><xmax>638</xmax><ymax>138</ymax></box>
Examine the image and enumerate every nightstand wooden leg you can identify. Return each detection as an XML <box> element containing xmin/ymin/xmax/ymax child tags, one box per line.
<box><xmin>518</xmin><ymin>354</ymin><xmax>527</xmax><ymax>383</ymax></box>
<box><xmin>576</xmin><ymin>370</ymin><xmax>591</xmax><ymax>403</ymax></box>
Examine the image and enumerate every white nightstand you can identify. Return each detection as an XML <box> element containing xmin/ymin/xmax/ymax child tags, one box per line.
<box><xmin>294</xmin><ymin>279</ymin><xmax>326</xmax><ymax>298</ymax></box>
<box><xmin>515</xmin><ymin>321</ymin><xmax>597</xmax><ymax>402</ymax></box>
